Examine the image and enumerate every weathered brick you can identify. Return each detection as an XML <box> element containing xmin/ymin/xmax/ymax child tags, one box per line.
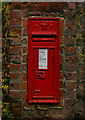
<box><xmin>60</xmin><ymin>55</ymin><xmax>64</xmax><ymax>62</ymax></box>
<box><xmin>30</xmin><ymin>11</ymin><xmax>41</xmax><ymax>16</ymax></box>
<box><xmin>60</xmin><ymin>28</ymin><xmax>64</xmax><ymax>36</ymax></box>
<box><xmin>9</xmin><ymin>20</ymin><xmax>21</xmax><ymax>27</ymax></box>
<box><xmin>65</xmin><ymin>28</ymin><xmax>76</xmax><ymax>37</ymax></box>
<box><xmin>37</xmin><ymin>3</ymin><xmax>49</xmax><ymax>11</ymax></box>
<box><xmin>10</xmin><ymin>55</ymin><xmax>21</xmax><ymax>64</ymax></box>
<box><xmin>10</xmin><ymin>64</ymin><xmax>21</xmax><ymax>72</ymax></box>
<box><xmin>65</xmin><ymin>64</ymin><xmax>77</xmax><ymax>71</ymax></box>
<box><xmin>12</xmin><ymin>108</ymin><xmax>22</xmax><ymax>115</ymax></box>
<box><xmin>22</xmin><ymin>19</ymin><xmax>28</xmax><ymax>27</ymax></box>
<box><xmin>65</xmin><ymin>46</ymin><xmax>76</xmax><ymax>54</ymax></box>
<box><xmin>59</xmin><ymin>90</ymin><xmax>64</xmax><ymax>100</ymax></box>
<box><xmin>22</xmin><ymin>55</ymin><xmax>27</xmax><ymax>63</ymax></box>
<box><xmin>65</xmin><ymin>37</ymin><xmax>76</xmax><ymax>45</ymax></box>
<box><xmin>10</xmin><ymin>73</ymin><xmax>21</xmax><ymax>81</ymax></box>
<box><xmin>23</xmin><ymin>28</ymin><xmax>28</xmax><ymax>36</ymax></box>
<box><xmin>68</xmin><ymin>2</ymin><xmax>76</xmax><ymax>9</ymax></box>
<box><xmin>22</xmin><ymin>38</ymin><xmax>28</xmax><ymax>45</ymax></box>
<box><xmin>9</xmin><ymin>28</ymin><xmax>21</xmax><ymax>37</ymax></box>
<box><xmin>22</xmin><ymin>10</ymin><xmax>28</xmax><ymax>18</ymax></box>
<box><xmin>23</xmin><ymin>91</ymin><xmax>27</xmax><ymax>101</ymax></box>
<box><xmin>22</xmin><ymin>64</ymin><xmax>27</xmax><ymax>72</ymax></box>
<box><xmin>65</xmin><ymin>82</ymin><xmax>76</xmax><ymax>89</ymax></box>
<box><xmin>9</xmin><ymin>91</ymin><xmax>22</xmax><ymax>98</ymax></box>
<box><xmin>60</xmin><ymin>81</ymin><xmax>64</xmax><ymax>88</ymax></box>
<box><xmin>60</xmin><ymin>20</ymin><xmax>64</xmax><ymax>28</ymax></box>
<box><xmin>65</xmin><ymin>20</ymin><xmax>75</xmax><ymax>28</ymax></box>
<box><xmin>10</xmin><ymin>46</ymin><xmax>21</xmax><ymax>54</ymax></box>
<box><xmin>65</xmin><ymin>55</ymin><xmax>77</xmax><ymax>63</ymax></box>
<box><xmin>23</xmin><ymin>46</ymin><xmax>27</xmax><ymax>53</ymax></box>
<box><xmin>64</xmin><ymin>72</ymin><xmax>77</xmax><ymax>80</ymax></box>
<box><xmin>22</xmin><ymin>82</ymin><xmax>27</xmax><ymax>90</ymax></box>
<box><xmin>22</xmin><ymin>73</ymin><xmax>27</xmax><ymax>81</ymax></box>
<box><xmin>43</xmin><ymin>11</ymin><xmax>56</xmax><ymax>17</ymax></box>
<box><xmin>10</xmin><ymin>2</ymin><xmax>23</xmax><ymax>10</ymax></box>
<box><xmin>10</xmin><ymin>38</ymin><xmax>21</xmax><ymax>46</ymax></box>
<box><xmin>49</xmin><ymin>3</ymin><xmax>57</xmax><ymax>10</ymax></box>
<box><xmin>64</xmin><ymin>99</ymin><xmax>76</xmax><ymax>108</ymax></box>
<box><xmin>9</xmin><ymin>10</ymin><xmax>22</xmax><ymax>19</ymax></box>
<box><xmin>66</xmin><ymin>90</ymin><xmax>76</xmax><ymax>98</ymax></box>
<box><xmin>60</xmin><ymin>72</ymin><xmax>64</xmax><ymax>79</ymax></box>
<box><xmin>9</xmin><ymin>82</ymin><xmax>21</xmax><ymax>90</ymax></box>
<box><xmin>64</xmin><ymin>10</ymin><xmax>76</xmax><ymax>19</ymax></box>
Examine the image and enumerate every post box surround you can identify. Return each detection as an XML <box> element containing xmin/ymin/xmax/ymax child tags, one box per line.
<box><xmin>28</xmin><ymin>18</ymin><xmax>60</xmax><ymax>103</ymax></box>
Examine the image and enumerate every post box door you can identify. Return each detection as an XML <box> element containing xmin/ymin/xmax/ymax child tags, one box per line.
<box><xmin>34</xmin><ymin>48</ymin><xmax>53</xmax><ymax>98</ymax></box>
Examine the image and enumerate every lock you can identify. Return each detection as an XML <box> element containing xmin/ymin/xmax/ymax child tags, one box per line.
<box><xmin>37</xmin><ymin>71</ymin><xmax>45</xmax><ymax>79</ymax></box>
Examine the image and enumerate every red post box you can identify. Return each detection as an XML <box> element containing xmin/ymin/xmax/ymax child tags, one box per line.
<box><xmin>28</xmin><ymin>18</ymin><xmax>60</xmax><ymax>103</ymax></box>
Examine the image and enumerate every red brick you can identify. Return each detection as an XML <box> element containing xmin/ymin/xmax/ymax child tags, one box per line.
<box><xmin>10</xmin><ymin>55</ymin><xmax>21</xmax><ymax>64</ymax></box>
<box><xmin>65</xmin><ymin>46</ymin><xmax>76</xmax><ymax>54</ymax></box>
<box><xmin>65</xmin><ymin>72</ymin><xmax>77</xmax><ymax>80</ymax></box>
<box><xmin>64</xmin><ymin>99</ymin><xmax>76</xmax><ymax>108</ymax></box>
<box><xmin>60</xmin><ymin>55</ymin><xmax>64</xmax><ymax>62</ymax></box>
<box><xmin>65</xmin><ymin>82</ymin><xmax>76</xmax><ymax>89</ymax></box>
<box><xmin>12</xmin><ymin>108</ymin><xmax>22</xmax><ymax>115</ymax></box>
<box><xmin>60</xmin><ymin>28</ymin><xmax>64</xmax><ymax>36</ymax></box>
<box><xmin>65</xmin><ymin>64</ymin><xmax>77</xmax><ymax>71</ymax></box>
<box><xmin>37</xmin><ymin>3</ymin><xmax>49</xmax><ymax>11</ymax></box>
<box><xmin>10</xmin><ymin>64</ymin><xmax>21</xmax><ymax>72</ymax></box>
<box><xmin>23</xmin><ymin>28</ymin><xmax>28</xmax><ymax>36</ymax></box>
<box><xmin>60</xmin><ymin>72</ymin><xmax>64</xmax><ymax>79</ymax></box>
<box><xmin>10</xmin><ymin>73</ymin><xmax>21</xmax><ymax>80</ymax></box>
<box><xmin>10</xmin><ymin>38</ymin><xmax>21</xmax><ymax>46</ymax></box>
<box><xmin>9</xmin><ymin>10</ymin><xmax>22</xmax><ymax>19</ymax></box>
<box><xmin>68</xmin><ymin>2</ymin><xmax>76</xmax><ymax>9</ymax></box>
<box><xmin>22</xmin><ymin>19</ymin><xmax>28</xmax><ymax>27</ymax></box>
<box><xmin>65</xmin><ymin>20</ymin><xmax>75</xmax><ymax>28</ymax></box>
<box><xmin>23</xmin><ymin>46</ymin><xmax>27</xmax><ymax>53</ymax></box>
<box><xmin>65</xmin><ymin>55</ymin><xmax>77</xmax><ymax>63</ymax></box>
<box><xmin>9</xmin><ymin>28</ymin><xmax>21</xmax><ymax>37</ymax></box>
<box><xmin>23</xmin><ymin>91</ymin><xmax>27</xmax><ymax>101</ymax></box>
<box><xmin>10</xmin><ymin>46</ymin><xmax>21</xmax><ymax>54</ymax></box>
<box><xmin>22</xmin><ymin>82</ymin><xmax>27</xmax><ymax>90</ymax></box>
<box><xmin>77</xmin><ymin>72</ymin><xmax>83</xmax><ymax>80</ymax></box>
<box><xmin>9</xmin><ymin>91</ymin><xmax>22</xmax><ymax>98</ymax></box>
<box><xmin>49</xmin><ymin>3</ymin><xmax>57</xmax><ymax>10</ymax></box>
<box><xmin>60</xmin><ymin>20</ymin><xmax>64</xmax><ymax>28</ymax></box>
<box><xmin>31</xmin><ymin>11</ymin><xmax>41</xmax><ymax>16</ymax></box>
<box><xmin>60</xmin><ymin>81</ymin><xmax>64</xmax><ymax>88</ymax></box>
<box><xmin>9</xmin><ymin>82</ymin><xmax>21</xmax><ymax>90</ymax></box>
<box><xmin>10</xmin><ymin>2</ymin><xmax>22</xmax><ymax>10</ymax></box>
<box><xmin>22</xmin><ymin>73</ymin><xmax>27</xmax><ymax>81</ymax></box>
<box><xmin>22</xmin><ymin>64</ymin><xmax>27</xmax><ymax>72</ymax></box>
<box><xmin>24</xmin><ymin>3</ymin><xmax>36</xmax><ymax>10</ymax></box>
<box><xmin>24</xmin><ymin>102</ymin><xmax>29</xmax><ymax>107</ymax></box>
<box><xmin>65</xmin><ymin>37</ymin><xmax>76</xmax><ymax>45</ymax></box>
<box><xmin>66</xmin><ymin>90</ymin><xmax>76</xmax><ymax>98</ymax></box>
<box><xmin>23</xmin><ymin>10</ymin><xmax>28</xmax><ymax>18</ymax></box>
<box><xmin>22</xmin><ymin>55</ymin><xmax>27</xmax><ymax>63</ymax></box>
<box><xmin>59</xmin><ymin>90</ymin><xmax>64</xmax><ymax>100</ymax></box>
<box><xmin>9</xmin><ymin>20</ymin><xmax>21</xmax><ymax>27</ymax></box>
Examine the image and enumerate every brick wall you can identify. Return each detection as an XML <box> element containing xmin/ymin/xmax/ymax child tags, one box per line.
<box><xmin>5</xmin><ymin>2</ymin><xmax>84</xmax><ymax>119</ymax></box>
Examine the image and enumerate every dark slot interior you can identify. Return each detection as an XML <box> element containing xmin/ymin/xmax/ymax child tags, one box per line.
<box><xmin>32</xmin><ymin>35</ymin><xmax>56</xmax><ymax>39</ymax></box>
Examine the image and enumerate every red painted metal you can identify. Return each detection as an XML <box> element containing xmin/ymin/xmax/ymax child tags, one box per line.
<box><xmin>28</xmin><ymin>17</ymin><xmax>60</xmax><ymax>103</ymax></box>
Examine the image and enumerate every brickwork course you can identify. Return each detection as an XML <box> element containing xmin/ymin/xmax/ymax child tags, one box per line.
<box><xmin>2</xmin><ymin>2</ymin><xmax>85</xmax><ymax>120</ymax></box>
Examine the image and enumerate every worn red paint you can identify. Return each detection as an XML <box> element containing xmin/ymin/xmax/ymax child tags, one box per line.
<box><xmin>28</xmin><ymin>17</ymin><xmax>60</xmax><ymax>103</ymax></box>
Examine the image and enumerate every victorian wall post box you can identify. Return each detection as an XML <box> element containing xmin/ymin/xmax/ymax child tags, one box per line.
<box><xmin>28</xmin><ymin>18</ymin><xmax>60</xmax><ymax>103</ymax></box>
